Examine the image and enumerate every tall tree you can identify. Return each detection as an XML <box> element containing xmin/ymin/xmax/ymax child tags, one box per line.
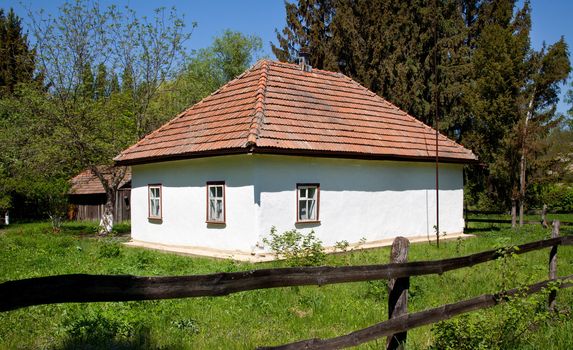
<box><xmin>274</xmin><ymin>0</ymin><xmax>571</xmax><ymax>216</ymax></box>
<box><xmin>517</xmin><ymin>38</ymin><xmax>570</xmax><ymax>224</ymax></box>
<box><xmin>149</xmin><ymin>30</ymin><xmax>262</xmax><ymax>125</ymax></box>
<box><xmin>28</xmin><ymin>1</ymin><xmax>192</xmax><ymax>234</ymax></box>
<box><xmin>0</xmin><ymin>8</ymin><xmax>37</xmax><ymax>97</ymax></box>
<box><xmin>272</xmin><ymin>0</ymin><xmax>336</xmax><ymax>70</ymax></box>
<box><xmin>274</xmin><ymin>0</ymin><xmax>472</xmax><ymax>132</ymax></box>
<box><xmin>0</xmin><ymin>8</ymin><xmax>39</xmax><ymax>217</ymax></box>
<box><xmin>462</xmin><ymin>0</ymin><xmax>530</xmax><ymax>216</ymax></box>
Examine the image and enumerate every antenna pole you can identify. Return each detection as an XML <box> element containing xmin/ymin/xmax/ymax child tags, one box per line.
<box><xmin>434</xmin><ymin>0</ymin><xmax>440</xmax><ymax>248</ymax></box>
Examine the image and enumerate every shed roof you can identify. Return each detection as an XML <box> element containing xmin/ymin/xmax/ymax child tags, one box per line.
<box><xmin>115</xmin><ymin>60</ymin><xmax>476</xmax><ymax>165</ymax></box>
<box><xmin>69</xmin><ymin>168</ymin><xmax>131</xmax><ymax>195</ymax></box>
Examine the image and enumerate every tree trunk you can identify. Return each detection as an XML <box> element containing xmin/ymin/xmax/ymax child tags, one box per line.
<box><xmin>99</xmin><ymin>187</ymin><xmax>116</xmax><ymax>236</ymax></box>
<box><xmin>519</xmin><ymin>94</ymin><xmax>535</xmax><ymax>227</ymax></box>
<box><xmin>541</xmin><ymin>204</ymin><xmax>549</xmax><ymax>229</ymax></box>
<box><xmin>91</xmin><ymin>165</ymin><xmax>127</xmax><ymax>236</ymax></box>
<box><xmin>511</xmin><ymin>199</ymin><xmax>517</xmax><ymax>228</ymax></box>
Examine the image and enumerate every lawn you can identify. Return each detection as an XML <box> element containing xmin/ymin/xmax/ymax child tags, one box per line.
<box><xmin>0</xmin><ymin>221</ymin><xmax>572</xmax><ymax>349</ymax></box>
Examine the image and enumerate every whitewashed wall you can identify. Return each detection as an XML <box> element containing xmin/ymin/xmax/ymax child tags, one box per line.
<box><xmin>253</xmin><ymin>155</ymin><xmax>464</xmax><ymax>248</ymax></box>
<box><xmin>131</xmin><ymin>155</ymin><xmax>257</xmax><ymax>251</ymax></box>
<box><xmin>131</xmin><ymin>154</ymin><xmax>464</xmax><ymax>252</ymax></box>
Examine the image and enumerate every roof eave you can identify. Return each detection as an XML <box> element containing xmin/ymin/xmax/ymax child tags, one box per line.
<box><xmin>114</xmin><ymin>146</ymin><xmax>478</xmax><ymax>166</ymax></box>
<box><xmin>114</xmin><ymin>147</ymin><xmax>252</xmax><ymax>166</ymax></box>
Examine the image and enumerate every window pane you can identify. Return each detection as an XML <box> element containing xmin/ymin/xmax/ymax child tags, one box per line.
<box><xmin>307</xmin><ymin>199</ymin><xmax>316</xmax><ymax>220</ymax></box>
<box><xmin>151</xmin><ymin>199</ymin><xmax>159</xmax><ymax>217</ymax></box>
<box><xmin>307</xmin><ymin>188</ymin><xmax>316</xmax><ymax>199</ymax></box>
<box><xmin>300</xmin><ymin>188</ymin><xmax>306</xmax><ymax>198</ymax></box>
<box><xmin>216</xmin><ymin>186</ymin><xmax>222</xmax><ymax>197</ymax></box>
<box><xmin>299</xmin><ymin>200</ymin><xmax>307</xmax><ymax>220</ymax></box>
<box><xmin>209</xmin><ymin>199</ymin><xmax>216</xmax><ymax>220</ymax></box>
<box><xmin>210</xmin><ymin>186</ymin><xmax>216</xmax><ymax>198</ymax></box>
<box><xmin>216</xmin><ymin>199</ymin><xmax>223</xmax><ymax>220</ymax></box>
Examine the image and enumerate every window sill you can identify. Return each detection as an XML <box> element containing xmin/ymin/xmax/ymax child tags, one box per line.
<box><xmin>206</xmin><ymin>221</ymin><xmax>226</xmax><ymax>225</ymax></box>
<box><xmin>148</xmin><ymin>217</ymin><xmax>162</xmax><ymax>222</ymax></box>
<box><xmin>296</xmin><ymin>220</ymin><xmax>321</xmax><ymax>224</ymax></box>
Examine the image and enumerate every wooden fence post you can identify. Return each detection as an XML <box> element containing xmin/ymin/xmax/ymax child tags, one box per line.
<box><xmin>548</xmin><ymin>220</ymin><xmax>560</xmax><ymax>311</ymax></box>
<box><xmin>541</xmin><ymin>204</ymin><xmax>548</xmax><ymax>229</ymax></box>
<box><xmin>387</xmin><ymin>237</ymin><xmax>410</xmax><ymax>350</ymax></box>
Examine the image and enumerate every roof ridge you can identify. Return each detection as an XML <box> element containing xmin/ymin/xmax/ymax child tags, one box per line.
<box><xmin>268</xmin><ymin>60</ymin><xmax>343</xmax><ymax>78</ymax></box>
<box><xmin>246</xmin><ymin>60</ymin><xmax>270</xmax><ymax>147</ymax></box>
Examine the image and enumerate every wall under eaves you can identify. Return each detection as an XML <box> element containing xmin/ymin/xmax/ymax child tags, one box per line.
<box><xmin>130</xmin><ymin>154</ymin><xmax>464</xmax><ymax>254</ymax></box>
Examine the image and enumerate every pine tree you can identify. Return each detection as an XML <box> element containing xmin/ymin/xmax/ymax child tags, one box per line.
<box><xmin>94</xmin><ymin>63</ymin><xmax>108</xmax><ymax>100</ymax></box>
<box><xmin>271</xmin><ymin>0</ymin><xmax>336</xmax><ymax>70</ymax></box>
<box><xmin>0</xmin><ymin>8</ymin><xmax>36</xmax><ymax>97</ymax></box>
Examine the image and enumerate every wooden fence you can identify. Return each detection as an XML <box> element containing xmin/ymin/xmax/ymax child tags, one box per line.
<box><xmin>465</xmin><ymin>209</ymin><xmax>573</xmax><ymax>228</ymax></box>
<box><xmin>0</xmin><ymin>221</ymin><xmax>571</xmax><ymax>349</ymax></box>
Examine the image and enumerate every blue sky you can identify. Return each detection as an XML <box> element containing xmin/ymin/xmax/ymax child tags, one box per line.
<box><xmin>3</xmin><ymin>0</ymin><xmax>572</xmax><ymax>113</ymax></box>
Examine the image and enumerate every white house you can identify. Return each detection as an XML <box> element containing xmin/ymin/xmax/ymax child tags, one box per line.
<box><xmin>115</xmin><ymin>60</ymin><xmax>476</xmax><ymax>257</ymax></box>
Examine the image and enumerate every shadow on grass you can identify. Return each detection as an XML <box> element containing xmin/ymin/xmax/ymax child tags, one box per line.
<box><xmin>465</xmin><ymin>226</ymin><xmax>502</xmax><ymax>233</ymax></box>
<box><xmin>54</xmin><ymin>327</ymin><xmax>179</xmax><ymax>350</ymax></box>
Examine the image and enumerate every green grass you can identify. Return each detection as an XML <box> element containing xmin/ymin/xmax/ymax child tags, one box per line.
<box><xmin>0</xmin><ymin>221</ymin><xmax>572</xmax><ymax>349</ymax></box>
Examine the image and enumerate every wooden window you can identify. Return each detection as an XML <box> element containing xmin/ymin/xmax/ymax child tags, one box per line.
<box><xmin>148</xmin><ymin>184</ymin><xmax>162</xmax><ymax>219</ymax></box>
<box><xmin>297</xmin><ymin>183</ymin><xmax>319</xmax><ymax>223</ymax></box>
<box><xmin>206</xmin><ymin>181</ymin><xmax>225</xmax><ymax>223</ymax></box>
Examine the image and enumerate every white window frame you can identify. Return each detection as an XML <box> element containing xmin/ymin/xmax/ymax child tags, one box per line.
<box><xmin>206</xmin><ymin>181</ymin><xmax>225</xmax><ymax>224</ymax></box>
<box><xmin>297</xmin><ymin>183</ymin><xmax>320</xmax><ymax>223</ymax></box>
<box><xmin>148</xmin><ymin>184</ymin><xmax>162</xmax><ymax>220</ymax></box>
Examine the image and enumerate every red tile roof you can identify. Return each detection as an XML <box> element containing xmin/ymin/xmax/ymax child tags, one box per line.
<box><xmin>70</xmin><ymin>168</ymin><xmax>131</xmax><ymax>195</ymax></box>
<box><xmin>115</xmin><ymin>60</ymin><xmax>476</xmax><ymax>165</ymax></box>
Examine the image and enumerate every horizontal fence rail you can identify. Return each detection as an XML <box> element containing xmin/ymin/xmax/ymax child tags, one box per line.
<box><xmin>1</xmin><ymin>236</ymin><xmax>572</xmax><ymax>312</ymax></box>
<box><xmin>465</xmin><ymin>210</ymin><xmax>573</xmax><ymax>226</ymax></box>
<box><xmin>259</xmin><ymin>275</ymin><xmax>573</xmax><ymax>350</ymax></box>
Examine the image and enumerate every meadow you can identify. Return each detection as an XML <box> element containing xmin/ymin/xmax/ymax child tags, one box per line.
<box><xmin>0</xmin><ymin>220</ymin><xmax>572</xmax><ymax>349</ymax></box>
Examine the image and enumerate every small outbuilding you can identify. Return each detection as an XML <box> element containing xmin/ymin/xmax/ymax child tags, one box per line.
<box><xmin>115</xmin><ymin>60</ymin><xmax>476</xmax><ymax>257</ymax></box>
<box><xmin>69</xmin><ymin>168</ymin><xmax>131</xmax><ymax>222</ymax></box>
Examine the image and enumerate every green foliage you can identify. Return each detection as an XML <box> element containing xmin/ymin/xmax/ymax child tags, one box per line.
<box><xmin>98</xmin><ymin>239</ymin><xmax>123</xmax><ymax>259</ymax></box>
<box><xmin>263</xmin><ymin>226</ymin><xmax>325</xmax><ymax>266</ymax></box>
<box><xmin>61</xmin><ymin>303</ymin><xmax>148</xmax><ymax>348</ymax></box>
<box><xmin>274</xmin><ymin>1</ymin><xmax>571</xmax><ymax>212</ymax></box>
<box><xmin>333</xmin><ymin>240</ymin><xmax>350</xmax><ymax>252</ymax></box>
<box><xmin>272</xmin><ymin>0</ymin><xmax>335</xmax><ymax>70</ymax></box>
<box><xmin>171</xmin><ymin>318</ymin><xmax>200</xmax><ymax>334</ymax></box>
<box><xmin>0</xmin><ymin>8</ymin><xmax>37</xmax><ymax>97</ymax></box>
<box><xmin>1</xmin><ymin>222</ymin><xmax>573</xmax><ymax>348</ymax></box>
<box><xmin>150</xmin><ymin>29</ymin><xmax>262</xmax><ymax>125</ymax></box>
<box><xmin>431</xmin><ymin>290</ymin><xmax>552</xmax><ymax>350</ymax></box>
<box><xmin>542</xmin><ymin>184</ymin><xmax>573</xmax><ymax>212</ymax></box>
<box><xmin>364</xmin><ymin>280</ymin><xmax>387</xmax><ymax>302</ymax></box>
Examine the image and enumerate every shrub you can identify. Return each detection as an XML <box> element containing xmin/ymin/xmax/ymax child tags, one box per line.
<box><xmin>542</xmin><ymin>184</ymin><xmax>573</xmax><ymax>212</ymax></box>
<box><xmin>263</xmin><ymin>227</ymin><xmax>325</xmax><ymax>266</ymax></box>
<box><xmin>171</xmin><ymin>318</ymin><xmax>200</xmax><ymax>334</ymax></box>
<box><xmin>62</xmin><ymin>309</ymin><xmax>146</xmax><ymax>346</ymax></box>
<box><xmin>98</xmin><ymin>239</ymin><xmax>122</xmax><ymax>258</ymax></box>
<box><xmin>364</xmin><ymin>280</ymin><xmax>387</xmax><ymax>302</ymax></box>
<box><xmin>430</xmin><ymin>286</ymin><xmax>553</xmax><ymax>349</ymax></box>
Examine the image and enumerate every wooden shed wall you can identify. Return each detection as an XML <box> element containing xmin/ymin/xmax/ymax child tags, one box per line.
<box><xmin>71</xmin><ymin>189</ymin><xmax>130</xmax><ymax>222</ymax></box>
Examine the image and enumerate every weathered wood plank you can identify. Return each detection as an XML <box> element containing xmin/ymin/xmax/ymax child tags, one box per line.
<box><xmin>549</xmin><ymin>221</ymin><xmax>560</xmax><ymax>311</ymax></box>
<box><xmin>466</xmin><ymin>218</ymin><xmax>541</xmax><ymax>225</ymax></box>
<box><xmin>387</xmin><ymin>237</ymin><xmax>409</xmax><ymax>350</ymax></box>
<box><xmin>466</xmin><ymin>218</ymin><xmax>573</xmax><ymax>226</ymax></box>
<box><xmin>541</xmin><ymin>205</ymin><xmax>549</xmax><ymax>229</ymax></box>
<box><xmin>259</xmin><ymin>275</ymin><xmax>573</xmax><ymax>350</ymax></box>
<box><xmin>1</xmin><ymin>236</ymin><xmax>572</xmax><ymax>312</ymax></box>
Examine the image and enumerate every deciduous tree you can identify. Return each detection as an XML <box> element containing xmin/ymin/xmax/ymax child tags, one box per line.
<box><xmin>28</xmin><ymin>1</ymin><xmax>191</xmax><ymax>234</ymax></box>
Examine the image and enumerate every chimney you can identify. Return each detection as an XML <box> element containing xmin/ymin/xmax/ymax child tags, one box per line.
<box><xmin>298</xmin><ymin>48</ymin><xmax>312</xmax><ymax>72</ymax></box>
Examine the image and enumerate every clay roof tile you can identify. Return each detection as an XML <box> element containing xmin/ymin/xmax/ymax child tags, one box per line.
<box><xmin>115</xmin><ymin>60</ymin><xmax>477</xmax><ymax>165</ymax></box>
